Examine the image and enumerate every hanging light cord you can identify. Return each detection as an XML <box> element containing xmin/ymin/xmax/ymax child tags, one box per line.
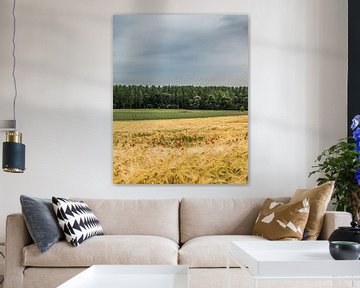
<box><xmin>11</xmin><ymin>0</ymin><xmax>18</xmax><ymax>127</ymax></box>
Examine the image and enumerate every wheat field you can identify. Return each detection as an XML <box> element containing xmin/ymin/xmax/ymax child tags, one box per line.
<box><xmin>113</xmin><ymin>115</ymin><xmax>248</xmax><ymax>184</ymax></box>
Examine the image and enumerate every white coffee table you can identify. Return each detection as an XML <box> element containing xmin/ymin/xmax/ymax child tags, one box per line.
<box><xmin>228</xmin><ymin>241</ymin><xmax>360</xmax><ymax>288</ymax></box>
<box><xmin>58</xmin><ymin>265</ymin><xmax>189</xmax><ymax>288</ymax></box>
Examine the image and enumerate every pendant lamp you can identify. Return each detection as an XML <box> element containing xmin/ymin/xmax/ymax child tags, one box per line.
<box><xmin>1</xmin><ymin>0</ymin><xmax>26</xmax><ymax>173</ymax></box>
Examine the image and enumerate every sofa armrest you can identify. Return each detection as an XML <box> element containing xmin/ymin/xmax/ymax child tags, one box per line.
<box><xmin>318</xmin><ymin>211</ymin><xmax>352</xmax><ymax>240</ymax></box>
<box><xmin>4</xmin><ymin>213</ymin><xmax>32</xmax><ymax>288</ymax></box>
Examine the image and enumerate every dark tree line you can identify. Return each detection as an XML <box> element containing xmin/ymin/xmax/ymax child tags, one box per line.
<box><xmin>113</xmin><ymin>85</ymin><xmax>248</xmax><ymax>111</ymax></box>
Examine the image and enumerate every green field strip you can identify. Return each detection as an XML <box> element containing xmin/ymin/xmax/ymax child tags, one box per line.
<box><xmin>113</xmin><ymin>109</ymin><xmax>247</xmax><ymax>121</ymax></box>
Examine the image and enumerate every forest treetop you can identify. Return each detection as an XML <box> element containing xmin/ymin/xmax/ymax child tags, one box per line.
<box><xmin>113</xmin><ymin>85</ymin><xmax>248</xmax><ymax>111</ymax></box>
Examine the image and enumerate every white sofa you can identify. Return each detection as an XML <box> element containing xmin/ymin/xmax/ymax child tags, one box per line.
<box><xmin>4</xmin><ymin>198</ymin><xmax>352</xmax><ymax>288</ymax></box>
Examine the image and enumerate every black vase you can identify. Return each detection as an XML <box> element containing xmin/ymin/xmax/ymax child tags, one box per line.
<box><xmin>328</xmin><ymin>221</ymin><xmax>360</xmax><ymax>244</ymax></box>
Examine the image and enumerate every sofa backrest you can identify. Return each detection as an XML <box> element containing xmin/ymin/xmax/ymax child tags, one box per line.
<box><xmin>180</xmin><ymin>198</ymin><xmax>289</xmax><ymax>243</ymax></box>
<box><xmin>73</xmin><ymin>198</ymin><xmax>180</xmax><ymax>243</ymax></box>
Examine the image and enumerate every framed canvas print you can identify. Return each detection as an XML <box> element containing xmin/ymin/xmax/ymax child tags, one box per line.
<box><xmin>113</xmin><ymin>15</ymin><xmax>249</xmax><ymax>184</ymax></box>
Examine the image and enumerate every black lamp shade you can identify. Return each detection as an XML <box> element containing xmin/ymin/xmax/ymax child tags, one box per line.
<box><xmin>2</xmin><ymin>141</ymin><xmax>25</xmax><ymax>173</ymax></box>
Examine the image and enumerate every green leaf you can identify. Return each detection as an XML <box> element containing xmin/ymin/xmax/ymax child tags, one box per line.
<box><xmin>309</xmin><ymin>139</ymin><xmax>360</xmax><ymax>216</ymax></box>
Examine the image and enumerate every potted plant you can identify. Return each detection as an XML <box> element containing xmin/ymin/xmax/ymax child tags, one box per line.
<box><xmin>309</xmin><ymin>115</ymin><xmax>360</xmax><ymax>222</ymax></box>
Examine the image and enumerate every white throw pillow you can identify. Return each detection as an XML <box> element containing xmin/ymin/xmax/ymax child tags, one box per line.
<box><xmin>52</xmin><ymin>197</ymin><xmax>103</xmax><ymax>247</ymax></box>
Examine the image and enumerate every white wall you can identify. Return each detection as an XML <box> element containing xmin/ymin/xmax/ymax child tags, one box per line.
<box><xmin>0</xmin><ymin>0</ymin><xmax>347</xmax><ymax>242</ymax></box>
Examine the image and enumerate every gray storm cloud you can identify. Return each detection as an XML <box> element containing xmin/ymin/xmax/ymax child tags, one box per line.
<box><xmin>113</xmin><ymin>15</ymin><xmax>249</xmax><ymax>87</ymax></box>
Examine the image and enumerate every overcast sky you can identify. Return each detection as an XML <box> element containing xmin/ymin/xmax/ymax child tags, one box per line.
<box><xmin>113</xmin><ymin>15</ymin><xmax>248</xmax><ymax>87</ymax></box>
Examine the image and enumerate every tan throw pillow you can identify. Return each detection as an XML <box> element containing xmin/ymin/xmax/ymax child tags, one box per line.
<box><xmin>252</xmin><ymin>198</ymin><xmax>310</xmax><ymax>240</ymax></box>
<box><xmin>289</xmin><ymin>181</ymin><xmax>334</xmax><ymax>240</ymax></box>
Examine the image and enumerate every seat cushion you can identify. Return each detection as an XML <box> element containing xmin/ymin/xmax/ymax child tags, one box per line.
<box><xmin>179</xmin><ymin>235</ymin><xmax>267</xmax><ymax>268</ymax></box>
<box><xmin>23</xmin><ymin>235</ymin><xmax>179</xmax><ymax>267</ymax></box>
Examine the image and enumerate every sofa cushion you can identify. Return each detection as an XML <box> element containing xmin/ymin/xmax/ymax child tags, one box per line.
<box><xmin>252</xmin><ymin>198</ymin><xmax>310</xmax><ymax>240</ymax></box>
<box><xmin>72</xmin><ymin>199</ymin><xmax>179</xmax><ymax>243</ymax></box>
<box><xmin>52</xmin><ymin>197</ymin><xmax>104</xmax><ymax>247</ymax></box>
<box><xmin>290</xmin><ymin>181</ymin><xmax>334</xmax><ymax>240</ymax></box>
<box><xmin>23</xmin><ymin>235</ymin><xmax>178</xmax><ymax>267</ymax></box>
<box><xmin>24</xmin><ymin>268</ymin><xmax>86</xmax><ymax>288</ymax></box>
<box><xmin>20</xmin><ymin>195</ymin><xmax>64</xmax><ymax>253</ymax></box>
<box><xmin>179</xmin><ymin>235</ymin><xmax>267</xmax><ymax>268</ymax></box>
<box><xmin>180</xmin><ymin>198</ymin><xmax>289</xmax><ymax>243</ymax></box>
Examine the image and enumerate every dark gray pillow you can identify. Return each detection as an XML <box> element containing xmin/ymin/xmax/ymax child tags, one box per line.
<box><xmin>20</xmin><ymin>195</ymin><xmax>64</xmax><ymax>253</ymax></box>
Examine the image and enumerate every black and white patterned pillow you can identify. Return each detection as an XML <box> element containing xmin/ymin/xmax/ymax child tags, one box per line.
<box><xmin>52</xmin><ymin>197</ymin><xmax>104</xmax><ymax>247</ymax></box>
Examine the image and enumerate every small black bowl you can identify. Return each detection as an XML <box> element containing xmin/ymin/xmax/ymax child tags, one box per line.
<box><xmin>329</xmin><ymin>241</ymin><xmax>360</xmax><ymax>260</ymax></box>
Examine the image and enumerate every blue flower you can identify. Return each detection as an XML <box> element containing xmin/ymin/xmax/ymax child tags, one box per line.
<box><xmin>350</xmin><ymin>115</ymin><xmax>360</xmax><ymax>186</ymax></box>
<box><xmin>356</xmin><ymin>168</ymin><xmax>360</xmax><ymax>186</ymax></box>
<box><xmin>352</xmin><ymin>115</ymin><xmax>360</xmax><ymax>130</ymax></box>
<box><xmin>354</xmin><ymin>128</ymin><xmax>360</xmax><ymax>142</ymax></box>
